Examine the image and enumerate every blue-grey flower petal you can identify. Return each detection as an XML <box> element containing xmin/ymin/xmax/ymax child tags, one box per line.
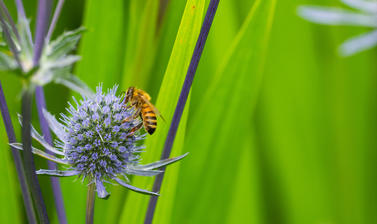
<box><xmin>95</xmin><ymin>181</ymin><xmax>110</xmax><ymax>199</ymax></box>
<box><xmin>114</xmin><ymin>178</ymin><xmax>159</xmax><ymax>196</ymax></box>
<box><xmin>135</xmin><ymin>152</ymin><xmax>189</xmax><ymax>170</ymax></box>
<box><xmin>36</xmin><ymin>169</ymin><xmax>79</xmax><ymax>177</ymax></box>
<box><xmin>298</xmin><ymin>6</ymin><xmax>377</xmax><ymax>27</ymax></box>
<box><xmin>339</xmin><ymin>29</ymin><xmax>377</xmax><ymax>56</ymax></box>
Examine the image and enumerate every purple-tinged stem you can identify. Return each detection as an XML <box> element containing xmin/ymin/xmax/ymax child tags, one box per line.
<box><xmin>0</xmin><ymin>82</ymin><xmax>37</xmax><ymax>224</ymax></box>
<box><xmin>0</xmin><ymin>1</ymin><xmax>20</xmax><ymax>40</ymax></box>
<box><xmin>144</xmin><ymin>1</ymin><xmax>220</xmax><ymax>223</ymax></box>
<box><xmin>36</xmin><ymin>86</ymin><xmax>67</xmax><ymax>224</ymax></box>
<box><xmin>0</xmin><ymin>8</ymin><xmax>23</xmax><ymax>70</ymax></box>
<box><xmin>21</xmin><ymin>86</ymin><xmax>50</xmax><ymax>224</ymax></box>
<box><xmin>33</xmin><ymin>0</ymin><xmax>52</xmax><ymax>66</ymax></box>
<box><xmin>86</xmin><ymin>183</ymin><xmax>96</xmax><ymax>224</ymax></box>
<box><xmin>34</xmin><ymin>0</ymin><xmax>67</xmax><ymax>222</ymax></box>
<box><xmin>15</xmin><ymin>0</ymin><xmax>27</xmax><ymax>20</ymax></box>
<box><xmin>46</xmin><ymin>0</ymin><xmax>65</xmax><ymax>43</ymax></box>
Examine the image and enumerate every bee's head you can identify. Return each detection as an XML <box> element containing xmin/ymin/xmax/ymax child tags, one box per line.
<box><xmin>124</xmin><ymin>86</ymin><xmax>135</xmax><ymax>103</ymax></box>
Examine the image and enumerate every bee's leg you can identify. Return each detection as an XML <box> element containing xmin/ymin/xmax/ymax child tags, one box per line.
<box><xmin>128</xmin><ymin>122</ymin><xmax>143</xmax><ymax>135</ymax></box>
<box><xmin>122</xmin><ymin>106</ymin><xmax>141</xmax><ymax>123</ymax></box>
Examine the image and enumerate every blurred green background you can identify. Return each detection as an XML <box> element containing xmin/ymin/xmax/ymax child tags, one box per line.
<box><xmin>1</xmin><ymin>0</ymin><xmax>376</xmax><ymax>223</ymax></box>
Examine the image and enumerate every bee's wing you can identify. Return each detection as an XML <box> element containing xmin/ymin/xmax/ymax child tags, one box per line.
<box><xmin>140</xmin><ymin>96</ymin><xmax>165</xmax><ymax>122</ymax></box>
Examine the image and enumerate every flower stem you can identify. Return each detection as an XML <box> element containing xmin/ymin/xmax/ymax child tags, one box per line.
<box><xmin>0</xmin><ymin>82</ymin><xmax>37</xmax><ymax>224</ymax></box>
<box><xmin>22</xmin><ymin>85</ymin><xmax>50</xmax><ymax>224</ymax></box>
<box><xmin>33</xmin><ymin>0</ymin><xmax>52</xmax><ymax>66</ymax></box>
<box><xmin>46</xmin><ymin>0</ymin><xmax>65</xmax><ymax>43</ymax></box>
<box><xmin>86</xmin><ymin>183</ymin><xmax>96</xmax><ymax>224</ymax></box>
<box><xmin>144</xmin><ymin>0</ymin><xmax>220</xmax><ymax>223</ymax></box>
<box><xmin>35</xmin><ymin>86</ymin><xmax>67</xmax><ymax>224</ymax></box>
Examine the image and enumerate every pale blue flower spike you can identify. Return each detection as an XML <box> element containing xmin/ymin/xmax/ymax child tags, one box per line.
<box><xmin>37</xmin><ymin>169</ymin><xmax>80</xmax><ymax>177</ymax></box>
<box><xmin>339</xmin><ymin>29</ymin><xmax>377</xmax><ymax>56</ymax></box>
<box><xmin>341</xmin><ymin>0</ymin><xmax>377</xmax><ymax>13</ymax></box>
<box><xmin>10</xmin><ymin>143</ymin><xmax>69</xmax><ymax>165</ymax></box>
<box><xmin>114</xmin><ymin>178</ymin><xmax>159</xmax><ymax>196</ymax></box>
<box><xmin>125</xmin><ymin>168</ymin><xmax>163</xmax><ymax>177</ymax></box>
<box><xmin>136</xmin><ymin>152</ymin><xmax>189</xmax><ymax>170</ymax></box>
<box><xmin>42</xmin><ymin>109</ymin><xmax>68</xmax><ymax>141</ymax></box>
<box><xmin>297</xmin><ymin>6</ymin><xmax>377</xmax><ymax>27</ymax></box>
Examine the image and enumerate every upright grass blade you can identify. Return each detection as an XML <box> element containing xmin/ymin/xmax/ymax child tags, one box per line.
<box><xmin>121</xmin><ymin>0</ymin><xmax>159</xmax><ymax>89</ymax></box>
<box><xmin>21</xmin><ymin>85</ymin><xmax>49</xmax><ymax>224</ymax></box>
<box><xmin>0</xmin><ymin>82</ymin><xmax>36</xmax><ymax>224</ymax></box>
<box><xmin>119</xmin><ymin>0</ymin><xmax>205</xmax><ymax>223</ymax></box>
<box><xmin>145</xmin><ymin>1</ymin><xmax>219</xmax><ymax>223</ymax></box>
<box><xmin>74</xmin><ymin>0</ymin><xmax>126</xmax><ymax>89</ymax></box>
<box><xmin>171</xmin><ymin>0</ymin><xmax>276</xmax><ymax>223</ymax></box>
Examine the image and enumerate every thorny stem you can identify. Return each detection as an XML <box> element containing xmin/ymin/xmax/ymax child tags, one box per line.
<box><xmin>0</xmin><ymin>82</ymin><xmax>37</xmax><ymax>224</ymax></box>
<box><xmin>22</xmin><ymin>85</ymin><xmax>50</xmax><ymax>223</ymax></box>
<box><xmin>35</xmin><ymin>86</ymin><xmax>67</xmax><ymax>224</ymax></box>
<box><xmin>144</xmin><ymin>0</ymin><xmax>220</xmax><ymax>223</ymax></box>
<box><xmin>86</xmin><ymin>183</ymin><xmax>96</xmax><ymax>224</ymax></box>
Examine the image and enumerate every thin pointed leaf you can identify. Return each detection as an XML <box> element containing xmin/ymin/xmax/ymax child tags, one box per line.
<box><xmin>96</xmin><ymin>181</ymin><xmax>110</xmax><ymax>199</ymax></box>
<box><xmin>10</xmin><ymin>143</ymin><xmax>69</xmax><ymax>165</ymax></box>
<box><xmin>124</xmin><ymin>168</ymin><xmax>163</xmax><ymax>176</ymax></box>
<box><xmin>42</xmin><ymin>109</ymin><xmax>68</xmax><ymax>141</ymax></box>
<box><xmin>298</xmin><ymin>6</ymin><xmax>377</xmax><ymax>27</ymax></box>
<box><xmin>36</xmin><ymin>169</ymin><xmax>79</xmax><ymax>177</ymax></box>
<box><xmin>0</xmin><ymin>52</ymin><xmax>17</xmax><ymax>70</ymax></box>
<box><xmin>115</xmin><ymin>178</ymin><xmax>159</xmax><ymax>196</ymax></box>
<box><xmin>135</xmin><ymin>152</ymin><xmax>189</xmax><ymax>170</ymax></box>
<box><xmin>46</xmin><ymin>27</ymin><xmax>85</xmax><ymax>60</ymax></box>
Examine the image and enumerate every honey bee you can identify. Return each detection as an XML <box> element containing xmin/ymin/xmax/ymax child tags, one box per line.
<box><xmin>123</xmin><ymin>87</ymin><xmax>163</xmax><ymax>135</ymax></box>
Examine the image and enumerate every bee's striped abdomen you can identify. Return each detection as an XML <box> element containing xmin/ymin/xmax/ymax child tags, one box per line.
<box><xmin>141</xmin><ymin>103</ymin><xmax>157</xmax><ymax>135</ymax></box>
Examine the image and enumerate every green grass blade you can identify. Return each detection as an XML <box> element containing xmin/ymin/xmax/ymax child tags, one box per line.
<box><xmin>171</xmin><ymin>0</ymin><xmax>276</xmax><ymax>223</ymax></box>
<box><xmin>119</xmin><ymin>0</ymin><xmax>205</xmax><ymax>223</ymax></box>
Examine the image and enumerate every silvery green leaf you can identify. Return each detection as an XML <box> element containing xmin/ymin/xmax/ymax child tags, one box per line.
<box><xmin>30</xmin><ymin>68</ymin><xmax>53</xmax><ymax>85</ymax></box>
<box><xmin>96</xmin><ymin>181</ymin><xmax>110</xmax><ymax>199</ymax></box>
<box><xmin>37</xmin><ymin>169</ymin><xmax>79</xmax><ymax>177</ymax></box>
<box><xmin>16</xmin><ymin>18</ymin><xmax>33</xmax><ymax>72</ymax></box>
<box><xmin>54</xmin><ymin>75</ymin><xmax>95</xmax><ymax>98</ymax></box>
<box><xmin>42</xmin><ymin>109</ymin><xmax>68</xmax><ymax>141</ymax></box>
<box><xmin>47</xmin><ymin>55</ymin><xmax>80</xmax><ymax>69</ymax></box>
<box><xmin>339</xmin><ymin>29</ymin><xmax>377</xmax><ymax>56</ymax></box>
<box><xmin>341</xmin><ymin>0</ymin><xmax>377</xmax><ymax>13</ymax></box>
<box><xmin>114</xmin><ymin>178</ymin><xmax>159</xmax><ymax>196</ymax></box>
<box><xmin>10</xmin><ymin>143</ymin><xmax>69</xmax><ymax>165</ymax></box>
<box><xmin>135</xmin><ymin>152</ymin><xmax>189</xmax><ymax>170</ymax></box>
<box><xmin>0</xmin><ymin>52</ymin><xmax>17</xmax><ymax>70</ymax></box>
<box><xmin>45</xmin><ymin>27</ymin><xmax>84</xmax><ymax>60</ymax></box>
<box><xmin>124</xmin><ymin>168</ymin><xmax>163</xmax><ymax>176</ymax></box>
<box><xmin>298</xmin><ymin>6</ymin><xmax>377</xmax><ymax>27</ymax></box>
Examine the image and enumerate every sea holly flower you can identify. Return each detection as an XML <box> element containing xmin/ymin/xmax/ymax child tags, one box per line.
<box><xmin>11</xmin><ymin>84</ymin><xmax>188</xmax><ymax>198</ymax></box>
<box><xmin>298</xmin><ymin>0</ymin><xmax>377</xmax><ymax>56</ymax></box>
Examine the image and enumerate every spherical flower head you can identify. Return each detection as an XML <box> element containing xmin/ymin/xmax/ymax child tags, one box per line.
<box><xmin>14</xmin><ymin>84</ymin><xmax>188</xmax><ymax>198</ymax></box>
<box><xmin>63</xmin><ymin>85</ymin><xmax>143</xmax><ymax>183</ymax></box>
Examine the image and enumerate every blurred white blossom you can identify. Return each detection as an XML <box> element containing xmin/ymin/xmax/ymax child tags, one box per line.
<box><xmin>298</xmin><ymin>0</ymin><xmax>377</xmax><ymax>56</ymax></box>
